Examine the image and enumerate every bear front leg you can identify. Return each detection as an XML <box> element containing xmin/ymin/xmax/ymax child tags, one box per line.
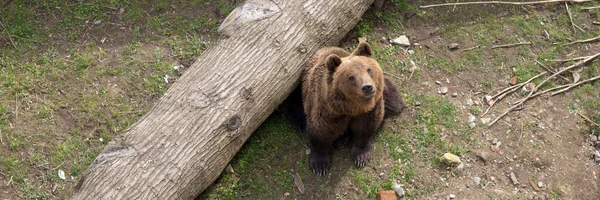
<box><xmin>308</xmin><ymin>137</ymin><xmax>332</xmax><ymax>176</ymax></box>
<box><xmin>349</xmin><ymin>100</ymin><xmax>384</xmax><ymax>167</ymax></box>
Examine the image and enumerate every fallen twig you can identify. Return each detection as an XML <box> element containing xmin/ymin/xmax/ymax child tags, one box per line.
<box><xmin>535</xmin><ymin>60</ymin><xmax>569</xmax><ymax>81</ymax></box>
<box><xmin>581</xmin><ymin>6</ymin><xmax>600</xmax><ymax>10</ymax></box>
<box><xmin>545</xmin><ymin>56</ymin><xmax>587</xmax><ymax>62</ymax></box>
<box><xmin>384</xmin><ymin>71</ymin><xmax>403</xmax><ymax>80</ymax></box>
<box><xmin>594</xmin><ymin>21</ymin><xmax>600</xmax><ymax>25</ymax></box>
<box><xmin>460</xmin><ymin>45</ymin><xmax>481</xmax><ymax>52</ymax></box>
<box><xmin>420</xmin><ymin>0</ymin><xmax>592</xmax><ymax>8</ymax></box>
<box><xmin>551</xmin><ymin>75</ymin><xmax>600</xmax><ymax>96</ymax></box>
<box><xmin>577</xmin><ymin>112</ymin><xmax>600</xmax><ymax>127</ymax></box>
<box><xmin>563</xmin><ymin>35</ymin><xmax>600</xmax><ymax>45</ymax></box>
<box><xmin>491</xmin><ymin>42</ymin><xmax>532</xmax><ymax>49</ymax></box>
<box><xmin>482</xmin><ymin>72</ymin><xmax>546</xmax><ymax>116</ymax></box>
<box><xmin>566</xmin><ymin>3</ymin><xmax>576</xmax><ymax>33</ymax></box>
<box><xmin>491</xmin><ymin>53</ymin><xmax>600</xmax><ymax>126</ymax></box>
<box><xmin>0</xmin><ymin>18</ymin><xmax>16</xmax><ymax>49</ymax></box>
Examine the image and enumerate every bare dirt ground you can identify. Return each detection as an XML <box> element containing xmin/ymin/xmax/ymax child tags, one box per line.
<box><xmin>1</xmin><ymin>0</ymin><xmax>599</xmax><ymax>199</ymax></box>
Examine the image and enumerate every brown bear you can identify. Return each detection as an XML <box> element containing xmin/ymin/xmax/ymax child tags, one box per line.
<box><xmin>300</xmin><ymin>41</ymin><xmax>405</xmax><ymax>176</ymax></box>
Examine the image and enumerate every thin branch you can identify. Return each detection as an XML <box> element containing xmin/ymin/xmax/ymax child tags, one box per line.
<box><xmin>0</xmin><ymin>19</ymin><xmax>16</xmax><ymax>49</ymax></box>
<box><xmin>491</xmin><ymin>42</ymin><xmax>532</xmax><ymax>49</ymax></box>
<box><xmin>545</xmin><ymin>56</ymin><xmax>587</xmax><ymax>62</ymax></box>
<box><xmin>563</xmin><ymin>35</ymin><xmax>600</xmax><ymax>45</ymax></box>
<box><xmin>551</xmin><ymin>75</ymin><xmax>600</xmax><ymax>96</ymax></box>
<box><xmin>514</xmin><ymin>52</ymin><xmax>600</xmax><ymax>105</ymax></box>
<box><xmin>482</xmin><ymin>72</ymin><xmax>546</xmax><ymax>116</ymax></box>
<box><xmin>581</xmin><ymin>6</ymin><xmax>600</xmax><ymax>10</ymax></box>
<box><xmin>535</xmin><ymin>60</ymin><xmax>569</xmax><ymax>81</ymax></box>
<box><xmin>384</xmin><ymin>71</ymin><xmax>402</xmax><ymax>80</ymax></box>
<box><xmin>565</xmin><ymin>2</ymin><xmax>576</xmax><ymax>33</ymax></box>
<box><xmin>420</xmin><ymin>0</ymin><xmax>592</xmax><ymax>8</ymax></box>
<box><xmin>460</xmin><ymin>45</ymin><xmax>481</xmax><ymax>52</ymax></box>
<box><xmin>577</xmin><ymin>112</ymin><xmax>600</xmax><ymax>127</ymax></box>
<box><xmin>594</xmin><ymin>21</ymin><xmax>600</xmax><ymax>25</ymax></box>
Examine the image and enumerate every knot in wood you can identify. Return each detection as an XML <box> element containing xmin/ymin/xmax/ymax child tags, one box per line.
<box><xmin>240</xmin><ymin>87</ymin><xmax>254</xmax><ymax>101</ymax></box>
<box><xmin>227</xmin><ymin>115</ymin><xmax>242</xmax><ymax>131</ymax></box>
<box><xmin>298</xmin><ymin>44</ymin><xmax>307</xmax><ymax>53</ymax></box>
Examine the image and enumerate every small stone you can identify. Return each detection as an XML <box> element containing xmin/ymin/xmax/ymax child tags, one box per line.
<box><xmin>537</xmin><ymin>181</ymin><xmax>544</xmax><ymax>188</ymax></box>
<box><xmin>449</xmin><ymin>194</ymin><xmax>456</xmax><ymax>199</ymax></box>
<box><xmin>481</xmin><ymin>118</ymin><xmax>491</xmax><ymax>124</ymax></box>
<box><xmin>435</xmin><ymin>80</ymin><xmax>442</xmax><ymax>85</ymax></box>
<box><xmin>448</xmin><ymin>43</ymin><xmax>459</xmax><ymax>50</ymax></box>
<box><xmin>58</xmin><ymin>169</ymin><xmax>66</xmax><ymax>180</ymax></box>
<box><xmin>594</xmin><ymin>150</ymin><xmax>600</xmax><ymax>163</ymax></box>
<box><xmin>305</xmin><ymin>149</ymin><xmax>311</xmax><ymax>155</ymax></box>
<box><xmin>391</xmin><ymin>35</ymin><xmax>410</xmax><ymax>47</ymax></box>
<box><xmin>285</xmin><ymin>192</ymin><xmax>290</xmax><ymax>196</ymax></box>
<box><xmin>408</xmin><ymin>50</ymin><xmax>415</xmax><ymax>55</ymax></box>
<box><xmin>456</xmin><ymin>162</ymin><xmax>465</xmax><ymax>170</ymax></box>
<box><xmin>485</xmin><ymin>95</ymin><xmax>494</xmax><ymax>105</ymax></box>
<box><xmin>99</xmin><ymin>138</ymin><xmax>104</xmax><ymax>142</ymax></box>
<box><xmin>466</xmin><ymin>99</ymin><xmax>474</xmax><ymax>106</ymax></box>
<box><xmin>392</xmin><ymin>184</ymin><xmax>405</xmax><ymax>198</ymax></box>
<box><xmin>381</xmin><ymin>37</ymin><xmax>389</xmax><ymax>44</ymax></box>
<box><xmin>94</xmin><ymin>20</ymin><xmax>102</xmax><ymax>25</ymax></box>
<box><xmin>469</xmin><ymin>122</ymin><xmax>477</xmax><ymax>129</ymax></box>
<box><xmin>492</xmin><ymin>138</ymin><xmax>499</xmax><ymax>145</ymax></box>
<box><xmin>512</xmin><ymin>189</ymin><xmax>518</xmax><ymax>195</ymax></box>
<box><xmin>468</xmin><ymin>115</ymin><xmax>477</xmax><ymax>123</ymax></box>
<box><xmin>591</xmin><ymin>135</ymin><xmax>598</xmax><ymax>142</ymax></box>
<box><xmin>474</xmin><ymin>150</ymin><xmax>490</xmax><ymax>162</ymax></box>
<box><xmin>473</xmin><ymin>176</ymin><xmax>481</xmax><ymax>186</ymax></box>
<box><xmin>379</xmin><ymin>172</ymin><xmax>385</xmax><ymax>177</ymax></box>
<box><xmin>439</xmin><ymin>87</ymin><xmax>448</xmax><ymax>95</ymax></box>
<box><xmin>441</xmin><ymin>153</ymin><xmax>462</xmax><ymax>166</ymax></box>
<box><xmin>451</xmin><ymin>92</ymin><xmax>458</xmax><ymax>97</ymax></box>
<box><xmin>490</xmin><ymin>176</ymin><xmax>496</xmax><ymax>182</ymax></box>
<box><xmin>415</xmin><ymin>101</ymin><xmax>422</xmax><ymax>106</ymax></box>
<box><xmin>509</xmin><ymin>172</ymin><xmax>520</xmax><ymax>185</ymax></box>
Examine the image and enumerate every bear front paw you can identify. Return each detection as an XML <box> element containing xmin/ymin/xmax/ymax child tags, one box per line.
<box><xmin>352</xmin><ymin>147</ymin><xmax>371</xmax><ymax>168</ymax></box>
<box><xmin>309</xmin><ymin>153</ymin><xmax>330</xmax><ymax>176</ymax></box>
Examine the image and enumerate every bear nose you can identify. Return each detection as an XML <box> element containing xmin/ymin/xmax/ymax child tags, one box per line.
<box><xmin>362</xmin><ymin>84</ymin><xmax>373</xmax><ymax>93</ymax></box>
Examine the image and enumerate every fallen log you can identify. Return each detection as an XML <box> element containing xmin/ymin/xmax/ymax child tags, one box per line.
<box><xmin>71</xmin><ymin>0</ymin><xmax>375</xmax><ymax>199</ymax></box>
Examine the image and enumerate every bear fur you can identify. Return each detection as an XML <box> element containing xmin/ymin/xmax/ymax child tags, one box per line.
<box><xmin>299</xmin><ymin>42</ymin><xmax>405</xmax><ymax>175</ymax></box>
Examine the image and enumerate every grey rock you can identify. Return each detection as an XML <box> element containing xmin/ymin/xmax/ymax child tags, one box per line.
<box><xmin>468</xmin><ymin>115</ymin><xmax>477</xmax><ymax>123</ymax></box>
<box><xmin>472</xmin><ymin>176</ymin><xmax>481</xmax><ymax>186</ymax></box>
<box><xmin>435</xmin><ymin>80</ymin><xmax>442</xmax><ymax>85</ymax></box>
<box><xmin>408</xmin><ymin>50</ymin><xmax>415</xmax><ymax>55</ymax></box>
<box><xmin>415</xmin><ymin>101</ymin><xmax>422</xmax><ymax>106</ymax></box>
<box><xmin>441</xmin><ymin>153</ymin><xmax>462</xmax><ymax>165</ymax></box>
<box><xmin>474</xmin><ymin>150</ymin><xmax>490</xmax><ymax>162</ymax></box>
<box><xmin>451</xmin><ymin>92</ymin><xmax>458</xmax><ymax>97</ymax></box>
<box><xmin>391</xmin><ymin>35</ymin><xmax>410</xmax><ymax>47</ymax></box>
<box><xmin>594</xmin><ymin>150</ymin><xmax>600</xmax><ymax>163</ymax></box>
<box><xmin>509</xmin><ymin>172</ymin><xmax>519</xmax><ymax>185</ymax></box>
<box><xmin>392</xmin><ymin>183</ymin><xmax>405</xmax><ymax>198</ymax></box>
<box><xmin>492</xmin><ymin>138</ymin><xmax>499</xmax><ymax>145</ymax></box>
<box><xmin>449</xmin><ymin>194</ymin><xmax>456</xmax><ymax>199</ymax></box>
<box><xmin>439</xmin><ymin>87</ymin><xmax>448</xmax><ymax>95</ymax></box>
<box><xmin>448</xmin><ymin>43</ymin><xmax>459</xmax><ymax>50</ymax></box>
<box><xmin>94</xmin><ymin>20</ymin><xmax>102</xmax><ymax>25</ymax></box>
<box><xmin>537</xmin><ymin>181</ymin><xmax>544</xmax><ymax>188</ymax></box>
<box><xmin>469</xmin><ymin>122</ymin><xmax>477</xmax><ymax>129</ymax></box>
<box><xmin>592</xmin><ymin>135</ymin><xmax>598</xmax><ymax>142</ymax></box>
<box><xmin>481</xmin><ymin>118</ymin><xmax>491</xmax><ymax>125</ymax></box>
<box><xmin>466</xmin><ymin>99</ymin><xmax>474</xmax><ymax>106</ymax></box>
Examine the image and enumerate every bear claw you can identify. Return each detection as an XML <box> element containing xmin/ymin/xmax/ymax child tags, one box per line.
<box><xmin>352</xmin><ymin>147</ymin><xmax>371</xmax><ymax>168</ymax></box>
<box><xmin>310</xmin><ymin>154</ymin><xmax>330</xmax><ymax>176</ymax></box>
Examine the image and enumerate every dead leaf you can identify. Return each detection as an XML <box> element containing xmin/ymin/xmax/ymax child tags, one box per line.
<box><xmin>294</xmin><ymin>171</ymin><xmax>305</xmax><ymax>194</ymax></box>
<box><xmin>509</xmin><ymin>76</ymin><xmax>517</xmax><ymax>85</ymax></box>
<box><xmin>573</xmin><ymin>72</ymin><xmax>580</xmax><ymax>83</ymax></box>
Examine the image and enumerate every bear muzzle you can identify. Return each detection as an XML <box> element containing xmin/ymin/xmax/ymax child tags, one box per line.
<box><xmin>362</xmin><ymin>84</ymin><xmax>375</xmax><ymax>98</ymax></box>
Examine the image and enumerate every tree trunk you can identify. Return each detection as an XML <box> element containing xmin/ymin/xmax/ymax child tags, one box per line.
<box><xmin>71</xmin><ymin>0</ymin><xmax>375</xmax><ymax>199</ymax></box>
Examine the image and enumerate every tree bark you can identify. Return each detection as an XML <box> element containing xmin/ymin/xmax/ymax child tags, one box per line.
<box><xmin>71</xmin><ymin>0</ymin><xmax>375</xmax><ymax>199</ymax></box>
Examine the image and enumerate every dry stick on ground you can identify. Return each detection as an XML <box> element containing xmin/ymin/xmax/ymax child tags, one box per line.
<box><xmin>491</xmin><ymin>42</ymin><xmax>532</xmax><ymax>49</ymax></box>
<box><xmin>0</xmin><ymin>19</ymin><xmax>16</xmax><ymax>49</ymax></box>
<box><xmin>460</xmin><ymin>45</ymin><xmax>481</xmax><ymax>52</ymax></box>
<box><xmin>566</xmin><ymin>3</ymin><xmax>576</xmax><ymax>33</ymax></box>
<box><xmin>513</xmin><ymin>52</ymin><xmax>600</xmax><ymax>105</ymax></box>
<box><xmin>551</xmin><ymin>75</ymin><xmax>600</xmax><ymax>96</ymax></box>
<box><xmin>481</xmin><ymin>72</ymin><xmax>547</xmax><ymax>116</ymax></box>
<box><xmin>563</xmin><ymin>35</ymin><xmax>600</xmax><ymax>45</ymax></box>
<box><xmin>420</xmin><ymin>0</ymin><xmax>592</xmax><ymax>8</ymax></box>
<box><xmin>384</xmin><ymin>71</ymin><xmax>403</xmax><ymax>80</ymax></box>
<box><xmin>490</xmin><ymin>53</ymin><xmax>600</xmax><ymax>126</ymax></box>
<box><xmin>594</xmin><ymin>21</ymin><xmax>600</xmax><ymax>25</ymax></box>
<box><xmin>582</xmin><ymin>6</ymin><xmax>600</xmax><ymax>10</ymax></box>
<box><xmin>577</xmin><ymin>112</ymin><xmax>600</xmax><ymax>127</ymax></box>
<box><xmin>535</xmin><ymin>60</ymin><xmax>570</xmax><ymax>81</ymax></box>
<box><xmin>545</xmin><ymin>56</ymin><xmax>587</xmax><ymax>62</ymax></box>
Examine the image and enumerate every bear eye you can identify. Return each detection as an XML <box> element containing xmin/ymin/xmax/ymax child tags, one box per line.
<box><xmin>348</xmin><ymin>76</ymin><xmax>355</xmax><ymax>81</ymax></box>
<box><xmin>367</xmin><ymin>68</ymin><xmax>372</xmax><ymax>74</ymax></box>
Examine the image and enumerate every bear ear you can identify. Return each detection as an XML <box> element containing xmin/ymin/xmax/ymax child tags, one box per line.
<box><xmin>325</xmin><ymin>54</ymin><xmax>342</xmax><ymax>72</ymax></box>
<box><xmin>351</xmin><ymin>42</ymin><xmax>373</xmax><ymax>57</ymax></box>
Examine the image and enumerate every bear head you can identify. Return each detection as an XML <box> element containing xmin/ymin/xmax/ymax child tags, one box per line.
<box><xmin>325</xmin><ymin>42</ymin><xmax>384</xmax><ymax>105</ymax></box>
